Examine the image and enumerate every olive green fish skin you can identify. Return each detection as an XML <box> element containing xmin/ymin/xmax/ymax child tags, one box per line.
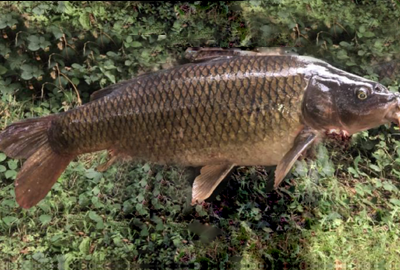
<box><xmin>48</xmin><ymin>56</ymin><xmax>308</xmax><ymax>166</ymax></box>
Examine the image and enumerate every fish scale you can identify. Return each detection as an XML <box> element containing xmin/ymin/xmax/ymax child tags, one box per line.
<box><xmin>47</xmin><ymin>56</ymin><xmax>307</xmax><ymax>166</ymax></box>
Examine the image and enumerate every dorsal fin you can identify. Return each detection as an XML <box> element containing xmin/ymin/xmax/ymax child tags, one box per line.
<box><xmin>90</xmin><ymin>80</ymin><xmax>133</xmax><ymax>101</ymax></box>
<box><xmin>184</xmin><ymin>47</ymin><xmax>297</xmax><ymax>63</ymax></box>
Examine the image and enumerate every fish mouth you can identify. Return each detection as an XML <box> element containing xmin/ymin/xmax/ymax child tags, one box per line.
<box><xmin>386</xmin><ymin>111</ymin><xmax>400</xmax><ymax>127</ymax></box>
<box><xmin>384</xmin><ymin>97</ymin><xmax>400</xmax><ymax>127</ymax></box>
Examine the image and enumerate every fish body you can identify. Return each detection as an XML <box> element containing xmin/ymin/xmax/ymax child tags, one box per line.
<box><xmin>49</xmin><ymin>56</ymin><xmax>307</xmax><ymax>167</ymax></box>
<box><xmin>1</xmin><ymin>52</ymin><xmax>400</xmax><ymax>208</ymax></box>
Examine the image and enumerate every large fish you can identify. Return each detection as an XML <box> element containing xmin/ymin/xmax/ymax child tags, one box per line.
<box><xmin>1</xmin><ymin>50</ymin><xmax>400</xmax><ymax>209</ymax></box>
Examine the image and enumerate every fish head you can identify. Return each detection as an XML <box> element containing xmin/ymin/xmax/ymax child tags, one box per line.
<box><xmin>302</xmin><ymin>61</ymin><xmax>400</xmax><ymax>135</ymax></box>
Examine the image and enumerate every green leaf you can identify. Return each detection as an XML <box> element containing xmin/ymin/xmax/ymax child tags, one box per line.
<box><xmin>336</xmin><ymin>49</ymin><xmax>348</xmax><ymax>60</ymax></box>
<box><xmin>390</xmin><ymin>198</ymin><xmax>400</xmax><ymax>206</ymax></box>
<box><xmin>339</xmin><ymin>41</ymin><xmax>351</xmax><ymax>47</ymax></box>
<box><xmin>0</xmin><ymin>14</ymin><xmax>18</xmax><ymax>29</ymax></box>
<box><xmin>0</xmin><ymin>165</ymin><xmax>6</xmax><ymax>173</ymax></box>
<box><xmin>113</xmin><ymin>236</ymin><xmax>123</xmax><ymax>246</ymax></box>
<box><xmin>0</xmin><ymin>43</ymin><xmax>11</xmax><ymax>56</ymax></box>
<box><xmin>358</xmin><ymin>50</ymin><xmax>366</xmax><ymax>56</ymax></box>
<box><xmin>157</xmin><ymin>35</ymin><xmax>167</xmax><ymax>41</ymax></box>
<box><xmin>32</xmin><ymin>252</ymin><xmax>47</xmax><ymax>263</ymax></box>
<box><xmin>0</xmin><ymin>65</ymin><xmax>7</xmax><ymax>75</ymax></box>
<box><xmin>49</xmin><ymin>26</ymin><xmax>64</xmax><ymax>39</ymax></box>
<box><xmin>79</xmin><ymin>238</ymin><xmax>91</xmax><ymax>255</ymax></box>
<box><xmin>104</xmin><ymin>71</ymin><xmax>116</xmax><ymax>84</ymax></box>
<box><xmin>27</xmin><ymin>35</ymin><xmax>40</xmax><ymax>51</ymax></box>
<box><xmin>363</xmin><ymin>31</ymin><xmax>375</xmax><ymax>38</ymax></box>
<box><xmin>21</xmin><ymin>64</ymin><xmax>44</xmax><ymax>80</ymax></box>
<box><xmin>369</xmin><ymin>164</ymin><xmax>381</xmax><ymax>172</ymax></box>
<box><xmin>92</xmin><ymin>186</ymin><xmax>100</xmax><ymax>196</ymax></box>
<box><xmin>131</xmin><ymin>41</ymin><xmax>142</xmax><ymax>48</ymax></box>
<box><xmin>172</xmin><ymin>237</ymin><xmax>181</xmax><ymax>247</ymax></box>
<box><xmin>2</xmin><ymin>216</ymin><xmax>17</xmax><ymax>226</ymax></box>
<box><xmin>79</xmin><ymin>193</ymin><xmax>90</xmax><ymax>207</ymax></box>
<box><xmin>142</xmin><ymin>164</ymin><xmax>150</xmax><ymax>172</ymax></box>
<box><xmin>39</xmin><ymin>214</ymin><xmax>52</xmax><ymax>225</ymax></box>
<box><xmin>7</xmin><ymin>160</ymin><xmax>18</xmax><ymax>170</ymax></box>
<box><xmin>347</xmin><ymin>167</ymin><xmax>359</xmax><ymax>177</ymax></box>
<box><xmin>27</xmin><ymin>35</ymin><xmax>51</xmax><ymax>51</ymax></box>
<box><xmin>79</xmin><ymin>13</ymin><xmax>91</xmax><ymax>30</ymax></box>
<box><xmin>5</xmin><ymin>170</ymin><xmax>17</xmax><ymax>179</ymax></box>
<box><xmin>32</xmin><ymin>4</ymin><xmax>49</xmax><ymax>16</ymax></box>
<box><xmin>383</xmin><ymin>182</ymin><xmax>395</xmax><ymax>191</ymax></box>
<box><xmin>355</xmin><ymin>184</ymin><xmax>365</xmax><ymax>196</ymax></box>
<box><xmin>85</xmin><ymin>168</ymin><xmax>102</xmax><ymax>180</ymax></box>
<box><xmin>88</xmin><ymin>211</ymin><xmax>102</xmax><ymax>223</ymax></box>
<box><xmin>0</xmin><ymin>153</ymin><xmax>6</xmax><ymax>162</ymax></box>
<box><xmin>156</xmin><ymin>222</ymin><xmax>164</xmax><ymax>231</ymax></box>
<box><xmin>137</xmin><ymin>193</ymin><xmax>144</xmax><ymax>202</ymax></box>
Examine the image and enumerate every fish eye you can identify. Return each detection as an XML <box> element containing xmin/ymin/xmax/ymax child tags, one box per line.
<box><xmin>356</xmin><ymin>88</ymin><xmax>368</xmax><ymax>100</ymax></box>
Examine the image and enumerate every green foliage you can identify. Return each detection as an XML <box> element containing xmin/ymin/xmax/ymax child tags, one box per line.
<box><xmin>1</xmin><ymin>1</ymin><xmax>400</xmax><ymax>269</ymax></box>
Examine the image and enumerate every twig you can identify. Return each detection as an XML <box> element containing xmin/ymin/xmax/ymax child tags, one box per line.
<box><xmin>55</xmin><ymin>63</ymin><xmax>82</xmax><ymax>105</ymax></box>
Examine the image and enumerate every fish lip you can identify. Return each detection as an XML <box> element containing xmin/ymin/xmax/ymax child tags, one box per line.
<box><xmin>384</xmin><ymin>98</ymin><xmax>400</xmax><ymax>127</ymax></box>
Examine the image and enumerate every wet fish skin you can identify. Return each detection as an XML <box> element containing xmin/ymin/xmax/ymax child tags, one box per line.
<box><xmin>49</xmin><ymin>56</ymin><xmax>307</xmax><ymax>166</ymax></box>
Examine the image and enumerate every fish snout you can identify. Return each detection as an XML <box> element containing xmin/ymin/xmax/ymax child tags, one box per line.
<box><xmin>386</xmin><ymin>94</ymin><xmax>400</xmax><ymax>126</ymax></box>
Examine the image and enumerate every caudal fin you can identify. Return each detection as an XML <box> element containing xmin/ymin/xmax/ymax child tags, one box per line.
<box><xmin>0</xmin><ymin>116</ymin><xmax>73</xmax><ymax>209</ymax></box>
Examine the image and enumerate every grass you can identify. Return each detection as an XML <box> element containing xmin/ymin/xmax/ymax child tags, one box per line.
<box><xmin>1</xmin><ymin>1</ymin><xmax>400</xmax><ymax>269</ymax></box>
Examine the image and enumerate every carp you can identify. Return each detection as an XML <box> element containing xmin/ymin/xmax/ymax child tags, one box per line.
<box><xmin>1</xmin><ymin>49</ymin><xmax>400</xmax><ymax>209</ymax></box>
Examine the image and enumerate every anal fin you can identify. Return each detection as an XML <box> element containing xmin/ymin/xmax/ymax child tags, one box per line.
<box><xmin>191</xmin><ymin>164</ymin><xmax>234</xmax><ymax>205</ymax></box>
<box><xmin>274</xmin><ymin>128</ymin><xmax>318</xmax><ymax>188</ymax></box>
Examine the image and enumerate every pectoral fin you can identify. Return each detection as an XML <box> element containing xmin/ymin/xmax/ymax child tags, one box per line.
<box><xmin>191</xmin><ymin>164</ymin><xmax>234</xmax><ymax>205</ymax></box>
<box><xmin>96</xmin><ymin>155</ymin><xmax>118</xmax><ymax>172</ymax></box>
<box><xmin>274</xmin><ymin>129</ymin><xmax>318</xmax><ymax>188</ymax></box>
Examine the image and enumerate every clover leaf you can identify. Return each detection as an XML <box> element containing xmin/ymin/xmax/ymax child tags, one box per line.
<box><xmin>20</xmin><ymin>64</ymin><xmax>44</xmax><ymax>80</ymax></box>
<box><xmin>0</xmin><ymin>14</ymin><xmax>17</xmax><ymax>29</ymax></box>
<box><xmin>27</xmin><ymin>35</ymin><xmax>51</xmax><ymax>51</ymax></box>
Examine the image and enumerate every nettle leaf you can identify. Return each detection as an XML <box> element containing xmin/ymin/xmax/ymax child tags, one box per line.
<box><xmin>0</xmin><ymin>14</ymin><xmax>18</xmax><ymax>29</ymax></box>
<box><xmin>27</xmin><ymin>35</ymin><xmax>51</xmax><ymax>51</ymax></box>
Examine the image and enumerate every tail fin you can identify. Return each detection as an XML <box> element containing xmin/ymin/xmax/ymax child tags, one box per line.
<box><xmin>0</xmin><ymin>116</ymin><xmax>74</xmax><ymax>209</ymax></box>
